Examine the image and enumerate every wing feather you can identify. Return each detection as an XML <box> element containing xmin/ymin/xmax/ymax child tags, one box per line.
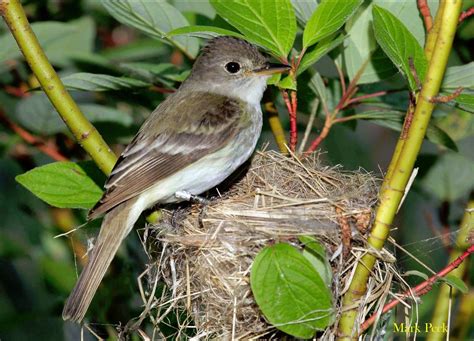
<box><xmin>89</xmin><ymin>91</ymin><xmax>245</xmax><ymax>219</ymax></box>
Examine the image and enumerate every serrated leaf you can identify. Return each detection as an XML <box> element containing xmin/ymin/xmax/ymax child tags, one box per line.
<box><xmin>102</xmin><ymin>0</ymin><xmax>199</xmax><ymax>58</ymax></box>
<box><xmin>251</xmin><ymin>243</ymin><xmax>333</xmax><ymax>338</ymax></box>
<box><xmin>278</xmin><ymin>75</ymin><xmax>297</xmax><ymax>90</ymax></box>
<box><xmin>119</xmin><ymin>62</ymin><xmax>179</xmax><ymax>83</ymax></box>
<box><xmin>442</xmin><ymin>275</ymin><xmax>468</xmax><ymax>294</ymax></box>
<box><xmin>422</xmin><ymin>152</ymin><xmax>474</xmax><ymax>201</ymax></box>
<box><xmin>41</xmin><ymin>257</ymin><xmax>76</xmax><ymax>293</ymax></box>
<box><xmin>298</xmin><ymin>34</ymin><xmax>345</xmax><ymax>75</ymax></box>
<box><xmin>15</xmin><ymin>162</ymin><xmax>103</xmax><ymax>209</ymax></box>
<box><xmin>172</xmin><ymin>0</ymin><xmax>216</xmax><ymax>19</ymax></box>
<box><xmin>454</xmin><ymin>94</ymin><xmax>474</xmax><ymax>113</ymax></box>
<box><xmin>372</xmin><ymin>6</ymin><xmax>427</xmax><ymax>91</ymax></box>
<box><xmin>291</xmin><ymin>0</ymin><xmax>318</xmax><ymax>25</ymax></box>
<box><xmin>210</xmin><ymin>0</ymin><xmax>296</xmax><ymax>58</ymax></box>
<box><xmin>403</xmin><ymin>270</ymin><xmax>429</xmax><ymax>280</ymax></box>
<box><xmin>309</xmin><ymin>72</ymin><xmax>328</xmax><ymax>109</ymax></box>
<box><xmin>61</xmin><ymin>73</ymin><xmax>150</xmax><ymax>91</ymax></box>
<box><xmin>80</xmin><ymin>104</ymin><xmax>133</xmax><ymax>127</ymax></box>
<box><xmin>167</xmin><ymin>25</ymin><xmax>244</xmax><ymax>40</ymax></box>
<box><xmin>442</xmin><ymin>62</ymin><xmax>474</xmax><ymax>90</ymax></box>
<box><xmin>0</xmin><ymin>17</ymin><xmax>95</xmax><ymax>66</ymax></box>
<box><xmin>303</xmin><ymin>0</ymin><xmax>362</xmax><ymax>48</ymax></box>
<box><xmin>425</xmin><ymin>124</ymin><xmax>458</xmax><ymax>152</ymax></box>
<box><xmin>343</xmin><ymin>4</ymin><xmax>397</xmax><ymax>84</ymax></box>
<box><xmin>355</xmin><ymin>110</ymin><xmax>457</xmax><ymax>151</ymax></box>
<box><xmin>299</xmin><ymin>236</ymin><xmax>332</xmax><ymax>286</ymax></box>
<box><xmin>101</xmin><ymin>38</ymin><xmax>167</xmax><ymax>61</ymax></box>
<box><xmin>15</xmin><ymin>93</ymin><xmax>132</xmax><ymax>134</ymax></box>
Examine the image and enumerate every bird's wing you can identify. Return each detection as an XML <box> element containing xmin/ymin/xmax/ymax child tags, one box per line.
<box><xmin>88</xmin><ymin>92</ymin><xmax>247</xmax><ymax>219</ymax></box>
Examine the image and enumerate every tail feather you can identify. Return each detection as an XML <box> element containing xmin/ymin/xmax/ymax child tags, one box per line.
<box><xmin>62</xmin><ymin>197</ymin><xmax>141</xmax><ymax>322</ymax></box>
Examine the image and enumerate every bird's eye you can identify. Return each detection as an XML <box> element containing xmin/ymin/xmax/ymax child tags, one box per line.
<box><xmin>225</xmin><ymin>62</ymin><xmax>241</xmax><ymax>74</ymax></box>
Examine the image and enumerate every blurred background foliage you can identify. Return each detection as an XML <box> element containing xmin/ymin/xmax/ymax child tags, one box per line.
<box><xmin>0</xmin><ymin>0</ymin><xmax>473</xmax><ymax>339</ymax></box>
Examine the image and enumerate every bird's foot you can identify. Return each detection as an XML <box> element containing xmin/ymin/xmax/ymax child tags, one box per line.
<box><xmin>175</xmin><ymin>191</ymin><xmax>210</xmax><ymax>205</ymax></box>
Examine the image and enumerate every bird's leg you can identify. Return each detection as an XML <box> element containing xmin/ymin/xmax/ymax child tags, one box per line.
<box><xmin>174</xmin><ymin>190</ymin><xmax>210</xmax><ymax>205</ymax></box>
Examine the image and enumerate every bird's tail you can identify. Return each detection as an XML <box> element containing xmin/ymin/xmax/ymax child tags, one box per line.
<box><xmin>62</xmin><ymin>197</ymin><xmax>142</xmax><ymax>322</ymax></box>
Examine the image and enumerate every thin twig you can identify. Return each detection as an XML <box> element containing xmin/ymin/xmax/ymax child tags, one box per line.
<box><xmin>282</xmin><ymin>90</ymin><xmax>297</xmax><ymax>152</ymax></box>
<box><xmin>459</xmin><ymin>7</ymin><xmax>474</xmax><ymax>23</ymax></box>
<box><xmin>360</xmin><ymin>244</ymin><xmax>474</xmax><ymax>333</ymax></box>
<box><xmin>0</xmin><ymin>109</ymin><xmax>68</xmax><ymax>161</ymax></box>
<box><xmin>418</xmin><ymin>0</ymin><xmax>433</xmax><ymax>31</ymax></box>
<box><xmin>298</xmin><ymin>99</ymin><xmax>319</xmax><ymax>154</ymax></box>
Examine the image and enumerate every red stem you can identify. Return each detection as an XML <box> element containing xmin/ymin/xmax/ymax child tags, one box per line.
<box><xmin>0</xmin><ymin>109</ymin><xmax>68</xmax><ymax>161</ymax></box>
<box><xmin>283</xmin><ymin>90</ymin><xmax>298</xmax><ymax>152</ymax></box>
<box><xmin>418</xmin><ymin>0</ymin><xmax>433</xmax><ymax>31</ymax></box>
<box><xmin>360</xmin><ymin>244</ymin><xmax>474</xmax><ymax>334</ymax></box>
<box><xmin>459</xmin><ymin>7</ymin><xmax>474</xmax><ymax>23</ymax></box>
<box><xmin>305</xmin><ymin>111</ymin><xmax>332</xmax><ymax>153</ymax></box>
<box><xmin>336</xmin><ymin>63</ymin><xmax>347</xmax><ymax>98</ymax></box>
<box><xmin>345</xmin><ymin>90</ymin><xmax>388</xmax><ymax>106</ymax></box>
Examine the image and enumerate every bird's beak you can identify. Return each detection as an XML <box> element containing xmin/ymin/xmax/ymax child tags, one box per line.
<box><xmin>252</xmin><ymin>63</ymin><xmax>291</xmax><ymax>76</ymax></box>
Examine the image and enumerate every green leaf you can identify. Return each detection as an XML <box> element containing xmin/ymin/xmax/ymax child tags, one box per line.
<box><xmin>342</xmin><ymin>4</ymin><xmax>397</xmax><ymax>84</ymax></box>
<box><xmin>422</xmin><ymin>152</ymin><xmax>474</xmax><ymax>201</ymax></box>
<box><xmin>299</xmin><ymin>236</ymin><xmax>332</xmax><ymax>286</ymax></box>
<box><xmin>251</xmin><ymin>243</ymin><xmax>333</xmax><ymax>338</ymax></box>
<box><xmin>101</xmin><ymin>38</ymin><xmax>167</xmax><ymax>61</ymax></box>
<box><xmin>309</xmin><ymin>73</ymin><xmax>328</xmax><ymax>109</ymax></box>
<box><xmin>403</xmin><ymin>270</ymin><xmax>429</xmax><ymax>280</ymax></box>
<box><xmin>425</xmin><ymin>124</ymin><xmax>458</xmax><ymax>152</ymax></box>
<box><xmin>442</xmin><ymin>275</ymin><xmax>468</xmax><ymax>294</ymax></box>
<box><xmin>15</xmin><ymin>93</ymin><xmax>132</xmax><ymax>135</ymax></box>
<box><xmin>454</xmin><ymin>94</ymin><xmax>474</xmax><ymax>114</ymax></box>
<box><xmin>41</xmin><ymin>257</ymin><xmax>76</xmax><ymax>293</ymax></box>
<box><xmin>15</xmin><ymin>162</ymin><xmax>103</xmax><ymax>209</ymax></box>
<box><xmin>442</xmin><ymin>62</ymin><xmax>474</xmax><ymax>90</ymax></box>
<box><xmin>278</xmin><ymin>75</ymin><xmax>297</xmax><ymax>90</ymax></box>
<box><xmin>210</xmin><ymin>0</ymin><xmax>296</xmax><ymax>57</ymax></box>
<box><xmin>172</xmin><ymin>0</ymin><xmax>216</xmax><ymax>19</ymax></box>
<box><xmin>79</xmin><ymin>104</ymin><xmax>133</xmax><ymax>127</ymax></box>
<box><xmin>372</xmin><ymin>5</ymin><xmax>427</xmax><ymax>91</ymax></box>
<box><xmin>345</xmin><ymin>110</ymin><xmax>405</xmax><ymax>121</ymax></box>
<box><xmin>61</xmin><ymin>73</ymin><xmax>150</xmax><ymax>91</ymax></box>
<box><xmin>0</xmin><ymin>17</ymin><xmax>95</xmax><ymax>66</ymax></box>
<box><xmin>355</xmin><ymin>110</ymin><xmax>457</xmax><ymax>151</ymax></box>
<box><xmin>303</xmin><ymin>0</ymin><xmax>362</xmax><ymax>48</ymax></box>
<box><xmin>102</xmin><ymin>0</ymin><xmax>199</xmax><ymax>58</ymax></box>
<box><xmin>167</xmin><ymin>25</ymin><xmax>244</xmax><ymax>40</ymax></box>
<box><xmin>298</xmin><ymin>34</ymin><xmax>345</xmax><ymax>75</ymax></box>
<box><xmin>290</xmin><ymin>0</ymin><xmax>318</xmax><ymax>24</ymax></box>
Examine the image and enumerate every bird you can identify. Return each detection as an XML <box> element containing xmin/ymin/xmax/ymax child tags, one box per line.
<box><xmin>62</xmin><ymin>36</ymin><xmax>290</xmax><ymax>322</ymax></box>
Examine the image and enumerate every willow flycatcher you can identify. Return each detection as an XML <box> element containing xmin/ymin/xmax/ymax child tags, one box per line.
<box><xmin>62</xmin><ymin>36</ymin><xmax>290</xmax><ymax>322</ymax></box>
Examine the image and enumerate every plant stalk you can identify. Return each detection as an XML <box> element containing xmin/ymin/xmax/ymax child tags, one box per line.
<box><xmin>337</xmin><ymin>1</ymin><xmax>463</xmax><ymax>338</ymax></box>
<box><xmin>427</xmin><ymin>200</ymin><xmax>474</xmax><ymax>341</ymax></box>
<box><xmin>0</xmin><ymin>0</ymin><xmax>117</xmax><ymax>174</ymax></box>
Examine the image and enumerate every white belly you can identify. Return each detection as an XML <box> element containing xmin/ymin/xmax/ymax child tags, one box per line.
<box><xmin>135</xmin><ymin>106</ymin><xmax>262</xmax><ymax>211</ymax></box>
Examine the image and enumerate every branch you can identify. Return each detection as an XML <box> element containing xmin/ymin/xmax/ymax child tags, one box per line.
<box><xmin>459</xmin><ymin>7</ymin><xmax>474</xmax><ymax>23</ymax></box>
<box><xmin>282</xmin><ymin>90</ymin><xmax>298</xmax><ymax>152</ymax></box>
<box><xmin>337</xmin><ymin>1</ymin><xmax>462</xmax><ymax>338</ymax></box>
<box><xmin>0</xmin><ymin>109</ymin><xmax>68</xmax><ymax>161</ymax></box>
<box><xmin>0</xmin><ymin>0</ymin><xmax>117</xmax><ymax>174</ymax></box>
<box><xmin>427</xmin><ymin>200</ymin><xmax>474</xmax><ymax>341</ymax></box>
<box><xmin>360</xmin><ymin>243</ymin><xmax>474</xmax><ymax>333</ymax></box>
<box><xmin>418</xmin><ymin>0</ymin><xmax>433</xmax><ymax>31</ymax></box>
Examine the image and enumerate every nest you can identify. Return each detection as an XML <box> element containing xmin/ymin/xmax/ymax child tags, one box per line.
<box><xmin>129</xmin><ymin>150</ymin><xmax>386</xmax><ymax>339</ymax></box>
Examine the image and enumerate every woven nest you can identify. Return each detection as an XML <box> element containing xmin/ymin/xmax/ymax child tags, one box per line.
<box><xmin>128</xmin><ymin>150</ymin><xmax>386</xmax><ymax>339</ymax></box>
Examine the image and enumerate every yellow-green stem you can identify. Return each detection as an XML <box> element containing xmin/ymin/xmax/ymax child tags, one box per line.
<box><xmin>0</xmin><ymin>0</ymin><xmax>117</xmax><ymax>174</ymax></box>
<box><xmin>381</xmin><ymin>1</ymin><xmax>445</xmax><ymax>193</ymax></box>
<box><xmin>427</xmin><ymin>200</ymin><xmax>473</xmax><ymax>341</ymax></box>
<box><xmin>337</xmin><ymin>1</ymin><xmax>463</xmax><ymax>339</ymax></box>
